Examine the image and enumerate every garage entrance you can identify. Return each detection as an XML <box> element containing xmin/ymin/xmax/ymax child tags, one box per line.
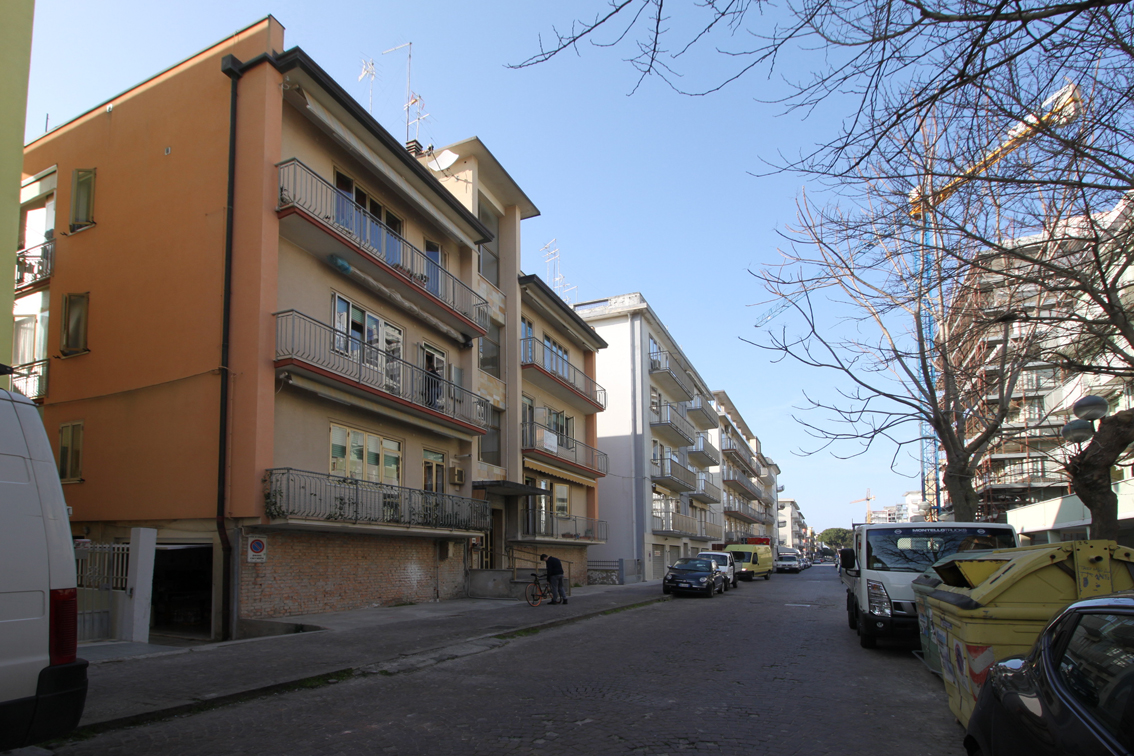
<box><xmin>150</xmin><ymin>544</ymin><xmax>213</xmax><ymax>639</ymax></box>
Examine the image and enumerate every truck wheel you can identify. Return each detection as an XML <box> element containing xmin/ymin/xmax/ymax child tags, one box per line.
<box><xmin>722</xmin><ymin>578</ymin><xmax>729</xmax><ymax>592</ymax></box>
<box><xmin>732</xmin><ymin>577</ymin><xmax>738</xmax><ymax>589</ymax></box>
<box><xmin>763</xmin><ymin>572</ymin><xmax>771</xmax><ymax>581</ymax></box>
<box><xmin>847</xmin><ymin>594</ymin><xmax>858</xmax><ymax>629</ymax></box>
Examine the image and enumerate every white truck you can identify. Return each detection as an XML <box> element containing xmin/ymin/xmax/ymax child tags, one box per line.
<box><xmin>839</xmin><ymin>522</ymin><xmax>1017</xmax><ymax>649</ymax></box>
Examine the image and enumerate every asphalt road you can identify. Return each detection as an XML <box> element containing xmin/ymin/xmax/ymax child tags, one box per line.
<box><xmin>51</xmin><ymin>565</ymin><xmax>966</xmax><ymax>756</ymax></box>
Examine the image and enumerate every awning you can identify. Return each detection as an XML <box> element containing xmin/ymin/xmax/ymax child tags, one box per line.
<box><xmin>473</xmin><ymin>480</ymin><xmax>547</xmax><ymax>497</ymax></box>
<box><xmin>523</xmin><ymin>460</ymin><xmax>596</xmax><ymax>488</ymax></box>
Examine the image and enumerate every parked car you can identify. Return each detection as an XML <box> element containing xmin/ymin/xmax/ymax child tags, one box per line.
<box><xmin>0</xmin><ymin>388</ymin><xmax>87</xmax><ymax>751</ymax></box>
<box><xmin>775</xmin><ymin>553</ymin><xmax>801</xmax><ymax>573</ymax></box>
<box><xmin>662</xmin><ymin>558</ymin><xmax>726</xmax><ymax>597</ymax></box>
<box><xmin>725</xmin><ymin>544</ymin><xmax>774</xmax><ymax>581</ymax></box>
<box><xmin>965</xmin><ymin>591</ymin><xmax>1134</xmax><ymax>756</ymax></box>
<box><xmin>697</xmin><ymin>551</ymin><xmax>737</xmax><ymax>589</ymax></box>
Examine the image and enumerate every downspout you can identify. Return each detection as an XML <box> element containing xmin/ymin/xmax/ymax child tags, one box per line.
<box><xmin>216</xmin><ymin>54</ymin><xmax>244</xmax><ymax>640</ymax></box>
<box><xmin>629</xmin><ymin>312</ymin><xmax>644</xmax><ymax>572</ymax></box>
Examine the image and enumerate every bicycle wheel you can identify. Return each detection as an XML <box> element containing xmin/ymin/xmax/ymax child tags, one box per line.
<box><xmin>525</xmin><ymin>582</ymin><xmax>543</xmax><ymax>607</ymax></box>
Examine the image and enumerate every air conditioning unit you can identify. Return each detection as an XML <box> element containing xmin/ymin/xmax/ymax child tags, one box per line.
<box><xmin>449</xmin><ymin>466</ymin><xmax>465</xmax><ymax>485</ymax></box>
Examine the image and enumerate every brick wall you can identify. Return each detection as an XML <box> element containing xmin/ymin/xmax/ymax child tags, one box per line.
<box><xmin>531</xmin><ymin>544</ymin><xmax>589</xmax><ymax>586</ymax></box>
<box><xmin>239</xmin><ymin>531</ymin><xmax>467</xmax><ymax>619</ymax></box>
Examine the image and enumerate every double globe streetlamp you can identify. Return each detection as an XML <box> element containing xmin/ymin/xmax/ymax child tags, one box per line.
<box><xmin>1060</xmin><ymin>394</ymin><xmax>1110</xmax><ymax>443</ymax></box>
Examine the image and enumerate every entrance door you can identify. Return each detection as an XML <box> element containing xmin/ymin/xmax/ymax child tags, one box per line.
<box><xmin>489</xmin><ymin>508</ymin><xmax>505</xmax><ymax>569</ymax></box>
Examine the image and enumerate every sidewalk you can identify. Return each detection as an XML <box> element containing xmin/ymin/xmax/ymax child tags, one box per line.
<box><xmin>76</xmin><ymin>581</ymin><xmax>666</xmax><ymax>733</ymax></box>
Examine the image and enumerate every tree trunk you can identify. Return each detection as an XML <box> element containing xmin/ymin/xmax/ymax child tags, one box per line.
<box><xmin>942</xmin><ymin>466</ymin><xmax>980</xmax><ymax>522</ymax></box>
<box><xmin>1065</xmin><ymin>409</ymin><xmax>1134</xmax><ymax>542</ymax></box>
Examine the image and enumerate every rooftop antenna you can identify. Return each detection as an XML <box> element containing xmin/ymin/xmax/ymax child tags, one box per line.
<box><xmin>541</xmin><ymin>239</ymin><xmax>577</xmax><ymax>305</ymax></box>
<box><xmin>407</xmin><ymin>95</ymin><xmax>430</xmax><ymax>142</ymax></box>
<box><xmin>382</xmin><ymin>42</ymin><xmax>414</xmax><ymax>143</ymax></box>
<box><xmin>358</xmin><ymin>57</ymin><xmax>377</xmax><ymax>113</ymax></box>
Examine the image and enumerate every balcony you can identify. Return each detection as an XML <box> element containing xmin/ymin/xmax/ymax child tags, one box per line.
<box><xmin>722</xmin><ymin>465</ymin><xmax>762</xmax><ymax>500</ymax></box>
<box><xmin>652</xmin><ymin>507</ymin><xmax>698</xmax><ymax>537</ymax></box>
<box><xmin>721</xmin><ymin>436</ymin><xmax>759</xmax><ymax>477</ymax></box>
<box><xmin>520</xmin><ymin>507</ymin><xmax>608</xmax><ymax>543</ymax></box>
<box><xmin>689</xmin><ymin>471</ymin><xmax>722</xmax><ymax>504</ymax></box>
<box><xmin>264</xmin><ymin>467</ymin><xmax>489</xmax><ymax>535</ymax></box>
<box><xmin>519</xmin><ymin>338</ymin><xmax>606</xmax><ymax>413</ymax></box>
<box><xmin>521</xmin><ymin>422</ymin><xmax>608</xmax><ymax>477</ymax></box>
<box><xmin>686</xmin><ymin>394</ymin><xmax>718</xmax><ymax>430</ymax></box>
<box><xmin>274</xmin><ymin>310</ymin><xmax>488</xmax><ymax>435</ymax></box>
<box><xmin>10</xmin><ymin>360</ymin><xmax>48</xmax><ymax>401</ymax></box>
<box><xmin>725</xmin><ymin>529</ymin><xmax>755</xmax><ymax>542</ymax></box>
<box><xmin>650</xmin><ymin>403</ymin><xmax>695</xmax><ymax>447</ymax></box>
<box><xmin>15</xmin><ymin>240</ymin><xmax>53</xmax><ymax>290</ymax></box>
<box><xmin>723</xmin><ymin>497</ymin><xmax>760</xmax><ymax>524</ymax></box>
<box><xmin>277</xmin><ymin>159</ymin><xmax>487</xmax><ymax>338</ymax></box>
<box><xmin>687</xmin><ymin>433</ymin><xmax>720</xmax><ymax>468</ymax></box>
<box><xmin>650</xmin><ymin>454</ymin><xmax>696</xmax><ymax>492</ymax></box>
<box><xmin>648</xmin><ymin>351</ymin><xmax>693</xmax><ymax>401</ymax></box>
<box><xmin>690</xmin><ymin>511</ymin><xmax>724</xmax><ymax>542</ymax></box>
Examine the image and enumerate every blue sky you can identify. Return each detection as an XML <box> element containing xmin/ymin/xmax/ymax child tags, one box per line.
<box><xmin>23</xmin><ymin>0</ymin><xmax>923</xmax><ymax>532</ymax></box>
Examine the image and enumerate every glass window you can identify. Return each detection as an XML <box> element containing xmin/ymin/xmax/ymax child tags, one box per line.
<box><xmin>480</xmin><ymin>322</ymin><xmax>502</xmax><ymax>378</ymax></box>
<box><xmin>70</xmin><ymin>169</ymin><xmax>95</xmax><ymax>232</ymax></box>
<box><xmin>59</xmin><ymin>422</ymin><xmax>83</xmax><ymax>481</ymax></box>
<box><xmin>480</xmin><ymin>408</ymin><xmax>502</xmax><ymax>466</ymax></box>
<box><xmin>60</xmin><ymin>293</ymin><xmax>89</xmax><ymax>356</ymax></box>
<box><xmin>330</xmin><ymin>424</ymin><xmax>401</xmax><ymax>485</ymax></box>
<box><xmin>478</xmin><ymin>204</ymin><xmax>499</xmax><ymax>287</ymax></box>
<box><xmin>520</xmin><ymin>318</ymin><xmax>534</xmax><ymax>362</ymax></box>
<box><xmin>554</xmin><ymin>484</ymin><xmax>569</xmax><ymax>516</ymax></box>
<box><xmin>543</xmin><ymin>336</ymin><xmax>569</xmax><ymax>378</ymax></box>
<box><xmin>1056</xmin><ymin>612</ymin><xmax>1134</xmax><ymax>747</ymax></box>
<box><xmin>864</xmin><ymin>527</ymin><xmax>1016</xmax><ymax>572</ymax></box>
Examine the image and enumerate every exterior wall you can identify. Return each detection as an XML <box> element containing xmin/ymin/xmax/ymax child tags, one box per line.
<box><xmin>238</xmin><ymin>530</ymin><xmax>468</xmax><ymax>617</ymax></box>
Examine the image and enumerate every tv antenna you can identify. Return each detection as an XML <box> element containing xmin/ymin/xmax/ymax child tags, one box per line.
<box><xmin>541</xmin><ymin>239</ymin><xmax>577</xmax><ymax>305</ymax></box>
<box><xmin>382</xmin><ymin>42</ymin><xmax>416</xmax><ymax>144</ymax></box>
<box><xmin>358</xmin><ymin>57</ymin><xmax>377</xmax><ymax>113</ymax></box>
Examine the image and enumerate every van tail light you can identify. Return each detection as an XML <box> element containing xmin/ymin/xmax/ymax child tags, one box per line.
<box><xmin>50</xmin><ymin>587</ymin><xmax>78</xmax><ymax>665</ymax></box>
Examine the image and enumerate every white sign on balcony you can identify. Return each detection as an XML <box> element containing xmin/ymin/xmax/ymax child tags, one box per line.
<box><xmin>537</xmin><ymin>427</ymin><xmax>558</xmax><ymax>453</ymax></box>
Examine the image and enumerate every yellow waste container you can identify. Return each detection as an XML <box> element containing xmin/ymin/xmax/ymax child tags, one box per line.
<box><xmin>919</xmin><ymin>539</ymin><xmax>1134</xmax><ymax>728</ymax></box>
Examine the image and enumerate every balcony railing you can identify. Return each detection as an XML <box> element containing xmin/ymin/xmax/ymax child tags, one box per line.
<box><xmin>15</xmin><ymin>240</ymin><xmax>54</xmax><ymax>289</ymax></box>
<box><xmin>277</xmin><ymin>159</ymin><xmax>488</xmax><ymax>330</ymax></box>
<box><xmin>691</xmin><ymin>471</ymin><xmax>722</xmax><ymax>503</ymax></box>
<box><xmin>723</xmin><ymin>496</ymin><xmax>760</xmax><ymax>524</ymax></box>
<box><xmin>650</xmin><ymin>454</ymin><xmax>696</xmax><ymax>491</ymax></box>
<box><xmin>687</xmin><ymin>433</ymin><xmax>721</xmax><ymax>467</ymax></box>
<box><xmin>650</xmin><ymin>403</ymin><xmax>695</xmax><ymax>446</ymax></box>
<box><xmin>652</xmin><ymin>508</ymin><xmax>698</xmax><ymax>536</ymax></box>
<box><xmin>274</xmin><ymin>310</ymin><xmax>488</xmax><ymax>430</ymax></box>
<box><xmin>700</xmin><ymin>518</ymin><xmax>724</xmax><ymax>542</ymax></box>
<box><xmin>722</xmin><ymin>465</ymin><xmax>762</xmax><ymax>500</ymax></box>
<box><xmin>686</xmin><ymin>394</ymin><xmax>718</xmax><ymax>430</ymax></box>
<box><xmin>648</xmin><ymin>350</ymin><xmax>693</xmax><ymax>400</ymax></box>
<box><xmin>521</xmin><ymin>422</ymin><xmax>608</xmax><ymax>476</ymax></box>
<box><xmin>721</xmin><ymin>436</ymin><xmax>759</xmax><ymax>477</ymax></box>
<box><xmin>10</xmin><ymin>359</ymin><xmax>48</xmax><ymax>400</ymax></box>
<box><xmin>521</xmin><ymin>507</ymin><xmax>608</xmax><ymax>542</ymax></box>
<box><xmin>519</xmin><ymin>338</ymin><xmax>606</xmax><ymax>409</ymax></box>
<box><xmin>726</xmin><ymin>529</ymin><xmax>755</xmax><ymax>542</ymax></box>
<box><xmin>264</xmin><ymin>467</ymin><xmax>490</xmax><ymax>532</ymax></box>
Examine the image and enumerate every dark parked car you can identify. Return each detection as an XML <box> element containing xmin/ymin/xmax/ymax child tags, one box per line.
<box><xmin>662</xmin><ymin>558</ymin><xmax>725</xmax><ymax>597</ymax></box>
<box><xmin>965</xmin><ymin>592</ymin><xmax>1134</xmax><ymax>756</ymax></box>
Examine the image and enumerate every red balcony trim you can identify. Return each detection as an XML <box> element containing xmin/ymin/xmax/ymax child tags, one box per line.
<box><xmin>521</xmin><ymin>446</ymin><xmax>607</xmax><ymax>478</ymax></box>
<box><xmin>275</xmin><ymin>357</ymin><xmax>486</xmax><ymax>436</ymax></box>
<box><xmin>520</xmin><ymin>362</ymin><xmax>605</xmax><ymax>412</ymax></box>
<box><xmin>278</xmin><ymin>205</ymin><xmax>487</xmax><ymax>338</ymax></box>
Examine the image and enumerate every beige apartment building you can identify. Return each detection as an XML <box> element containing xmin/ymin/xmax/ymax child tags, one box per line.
<box><xmin>712</xmin><ymin>391</ymin><xmax>778</xmax><ymax>541</ymax></box>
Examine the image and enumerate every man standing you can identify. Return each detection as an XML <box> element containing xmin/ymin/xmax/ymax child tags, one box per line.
<box><xmin>540</xmin><ymin>553</ymin><xmax>567</xmax><ymax>605</ymax></box>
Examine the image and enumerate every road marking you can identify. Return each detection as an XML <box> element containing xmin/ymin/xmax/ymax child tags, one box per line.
<box><xmin>784</xmin><ymin>603</ymin><xmax>812</xmax><ymax>607</ymax></box>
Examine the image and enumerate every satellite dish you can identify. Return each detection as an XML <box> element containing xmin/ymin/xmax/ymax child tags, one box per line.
<box><xmin>427</xmin><ymin>149</ymin><xmax>458</xmax><ymax>171</ymax></box>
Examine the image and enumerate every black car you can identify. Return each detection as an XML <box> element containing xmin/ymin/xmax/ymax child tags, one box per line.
<box><xmin>965</xmin><ymin>592</ymin><xmax>1134</xmax><ymax>756</ymax></box>
<box><xmin>662</xmin><ymin>558</ymin><xmax>725</xmax><ymax>597</ymax></box>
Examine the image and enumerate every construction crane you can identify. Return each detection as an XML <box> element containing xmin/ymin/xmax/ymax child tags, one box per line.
<box><xmin>908</xmin><ymin>82</ymin><xmax>1081</xmax><ymax>518</ymax></box>
<box><xmin>850</xmin><ymin>489</ymin><xmax>876</xmax><ymax>522</ymax></box>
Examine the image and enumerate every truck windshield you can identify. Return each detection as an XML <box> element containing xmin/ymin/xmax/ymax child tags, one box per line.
<box><xmin>865</xmin><ymin>527</ymin><xmax>1015</xmax><ymax>572</ymax></box>
<box><xmin>730</xmin><ymin>552</ymin><xmax>751</xmax><ymax>563</ymax></box>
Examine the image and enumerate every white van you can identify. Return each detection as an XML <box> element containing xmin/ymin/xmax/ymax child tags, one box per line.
<box><xmin>840</xmin><ymin>522</ymin><xmax>1017</xmax><ymax>649</ymax></box>
<box><xmin>775</xmin><ymin>548</ymin><xmax>801</xmax><ymax>573</ymax></box>
<box><xmin>0</xmin><ymin>388</ymin><xmax>87</xmax><ymax>749</ymax></box>
<box><xmin>697</xmin><ymin>551</ymin><xmax>737</xmax><ymax>589</ymax></box>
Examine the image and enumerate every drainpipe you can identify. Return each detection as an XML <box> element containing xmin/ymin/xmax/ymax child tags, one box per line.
<box><xmin>216</xmin><ymin>54</ymin><xmax>243</xmax><ymax>640</ymax></box>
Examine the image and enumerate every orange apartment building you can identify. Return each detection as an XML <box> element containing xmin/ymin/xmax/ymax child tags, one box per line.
<box><xmin>13</xmin><ymin>17</ymin><xmax>605</xmax><ymax>639</ymax></box>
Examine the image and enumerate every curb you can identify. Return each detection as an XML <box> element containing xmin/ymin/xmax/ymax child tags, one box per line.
<box><xmin>63</xmin><ymin>592</ymin><xmax>672</xmax><ymax>741</ymax></box>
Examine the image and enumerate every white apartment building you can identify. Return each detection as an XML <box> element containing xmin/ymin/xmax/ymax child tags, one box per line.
<box><xmin>777</xmin><ymin>498</ymin><xmax>808</xmax><ymax>550</ymax></box>
<box><xmin>712</xmin><ymin>391</ymin><xmax>778</xmax><ymax>541</ymax></box>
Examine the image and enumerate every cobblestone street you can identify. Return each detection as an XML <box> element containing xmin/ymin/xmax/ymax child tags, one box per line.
<box><xmin>52</xmin><ymin>566</ymin><xmax>966</xmax><ymax>756</ymax></box>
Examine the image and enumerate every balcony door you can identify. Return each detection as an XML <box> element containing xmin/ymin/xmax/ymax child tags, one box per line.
<box><xmin>421</xmin><ymin>344</ymin><xmax>446</xmax><ymax>411</ymax></box>
<box><xmin>423</xmin><ymin>450</ymin><xmax>445</xmax><ymax>496</ymax></box>
<box><xmin>424</xmin><ymin>241</ymin><xmax>444</xmax><ymax>298</ymax></box>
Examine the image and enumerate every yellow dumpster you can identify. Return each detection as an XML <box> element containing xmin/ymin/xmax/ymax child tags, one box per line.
<box><xmin>919</xmin><ymin>539</ymin><xmax>1134</xmax><ymax>727</ymax></box>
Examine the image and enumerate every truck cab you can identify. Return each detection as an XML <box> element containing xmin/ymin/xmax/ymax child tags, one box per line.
<box><xmin>840</xmin><ymin>522</ymin><xmax>1017</xmax><ymax>649</ymax></box>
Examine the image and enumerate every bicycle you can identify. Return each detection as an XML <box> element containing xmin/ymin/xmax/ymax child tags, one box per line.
<box><xmin>525</xmin><ymin>572</ymin><xmax>554</xmax><ymax>606</ymax></box>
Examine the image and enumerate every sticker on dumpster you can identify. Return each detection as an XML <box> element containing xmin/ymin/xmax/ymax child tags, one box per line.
<box><xmin>967</xmin><ymin>645</ymin><xmax>995</xmax><ymax>689</ymax></box>
<box><xmin>953</xmin><ymin>639</ymin><xmax>968</xmax><ymax>690</ymax></box>
<box><xmin>940</xmin><ymin>646</ymin><xmax>955</xmax><ymax>683</ymax></box>
<box><xmin>247</xmin><ymin>537</ymin><xmax>267</xmax><ymax>563</ymax></box>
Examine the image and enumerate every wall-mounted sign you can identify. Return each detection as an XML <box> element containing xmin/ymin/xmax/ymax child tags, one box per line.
<box><xmin>247</xmin><ymin>537</ymin><xmax>267</xmax><ymax>563</ymax></box>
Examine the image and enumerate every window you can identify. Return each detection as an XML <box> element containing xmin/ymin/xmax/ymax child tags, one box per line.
<box><xmin>59</xmin><ymin>422</ymin><xmax>83</xmax><ymax>481</ymax></box>
<box><xmin>554</xmin><ymin>484</ymin><xmax>569</xmax><ymax>516</ymax></box>
<box><xmin>330</xmin><ymin>424</ymin><xmax>402</xmax><ymax>485</ymax></box>
<box><xmin>70</xmin><ymin>169</ymin><xmax>95</xmax><ymax>232</ymax></box>
<box><xmin>650</xmin><ymin>387</ymin><xmax>661</xmax><ymax>415</ymax></box>
<box><xmin>60</xmin><ymin>293</ymin><xmax>89</xmax><ymax>356</ymax></box>
<box><xmin>423</xmin><ymin>450</ymin><xmax>445</xmax><ymax>494</ymax></box>
<box><xmin>520</xmin><ymin>318</ymin><xmax>534</xmax><ymax>363</ymax></box>
<box><xmin>332</xmin><ymin>295</ymin><xmax>403</xmax><ymax>380</ymax></box>
<box><xmin>423</xmin><ymin>240</ymin><xmax>444</xmax><ymax>296</ymax></box>
<box><xmin>478</xmin><ymin>204</ymin><xmax>499</xmax><ymax>287</ymax></box>
<box><xmin>481</xmin><ymin>408</ymin><xmax>502</xmax><ymax>466</ymax></box>
<box><xmin>480</xmin><ymin>322</ymin><xmax>502</xmax><ymax>378</ymax></box>
<box><xmin>1056</xmin><ymin>612</ymin><xmax>1134</xmax><ymax>747</ymax></box>
<box><xmin>543</xmin><ymin>336</ymin><xmax>569</xmax><ymax>378</ymax></box>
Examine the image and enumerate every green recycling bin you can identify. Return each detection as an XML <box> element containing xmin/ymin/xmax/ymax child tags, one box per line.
<box><xmin>913</xmin><ymin>539</ymin><xmax>1134</xmax><ymax>728</ymax></box>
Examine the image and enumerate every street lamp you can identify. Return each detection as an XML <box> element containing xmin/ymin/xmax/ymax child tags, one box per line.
<box><xmin>1060</xmin><ymin>395</ymin><xmax>1110</xmax><ymax>443</ymax></box>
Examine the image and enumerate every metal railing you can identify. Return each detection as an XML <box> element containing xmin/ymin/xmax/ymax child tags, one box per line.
<box><xmin>722</xmin><ymin>464</ymin><xmax>762</xmax><ymax>500</ymax></box>
<box><xmin>519</xmin><ymin>338</ymin><xmax>606</xmax><ymax>409</ymax></box>
<box><xmin>721</xmin><ymin>436</ymin><xmax>759</xmax><ymax>476</ymax></box>
<box><xmin>652</xmin><ymin>508</ymin><xmax>698</xmax><ymax>536</ymax></box>
<box><xmin>275</xmin><ymin>310</ymin><xmax>488</xmax><ymax>429</ymax></box>
<box><xmin>521</xmin><ymin>422</ymin><xmax>608</xmax><ymax>475</ymax></box>
<box><xmin>686</xmin><ymin>394</ymin><xmax>718</xmax><ymax>427</ymax></box>
<box><xmin>651</xmin><ymin>454</ymin><xmax>696</xmax><ymax>488</ymax></box>
<box><xmin>648</xmin><ymin>350</ymin><xmax>693</xmax><ymax>396</ymax></box>
<box><xmin>723</xmin><ymin>495</ymin><xmax>760</xmax><ymax>523</ymax></box>
<box><xmin>649</xmin><ymin>403</ymin><xmax>695</xmax><ymax>445</ymax></box>
<box><xmin>264</xmin><ymin>467</ymin><xmax>490</xmax><ymax>531</ymax></box>
<box><xmin>700</xmin><ymin>515</ymin><xmax>724</xmax><ymax>541</ymax></box>
<box><xmin>521</xmin><ymin>507</ymin><xmax>609</xmax><ymax>541</ymax></box>
<box><xmin>690</xmin><ymin>433</ymin><xmax>721</xmax><ymax>465</ymax></box>
<box><xmin>277</xmin><ymin>159</ymin><xmax>488</xmax><ymax>329</ymax></box>
<box><xmin>725</xmin><ymin>529</ymin><xmax>754</xmax><ymax>542</ymax></box>
<box><xmin>74</xmin><ymin>542</ymin><xmax>130</xmax><ymax>642</ymax></box>
<box><xmin>16</xmin><ymin>240</ymin><xmax>54</xmax><ymax>288</ymax></box>
<box><xmin>693</xmin><ymin>471</ymin><xmax>722</xmax><ymax>502</ymax></box>
<box><xmin>11</xmin><ymin>359</ymin><xmax>48</xmax><ymax>400</ymax></box>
